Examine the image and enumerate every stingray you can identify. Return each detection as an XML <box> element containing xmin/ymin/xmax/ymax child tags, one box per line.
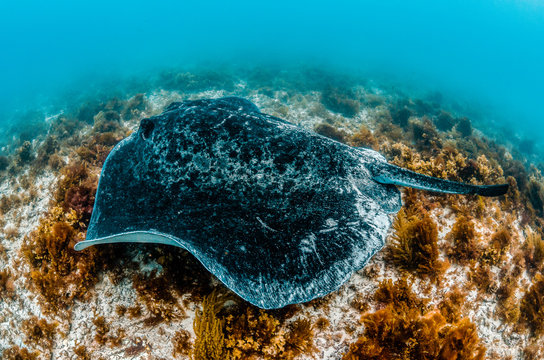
<box><xmin>74</xmin><ymin>97</ymin><xmax>508</xmax><ymax>309</ymax></box>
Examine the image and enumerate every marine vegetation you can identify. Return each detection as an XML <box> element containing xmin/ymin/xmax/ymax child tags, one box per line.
<box><xmin>21</xmin><ymin>207</ymin><xmax>104</xmax><ymax>313</ymax></box>
<box><xmin>55</xmin><ymin>162</ymin><xmax>98</xmax><ymax>223</ymax></box>
<box><xmin>456</xmin><ymin>117</ymin><xmax>473</xmax><ymax>137</ymax></box>
<box><xmin>0</xmin><ymin>269</ymin><xmax>15</xmax><ymax>299</ymax></box>
<box><xmin>2</xmin><ymin>346</ymin><xmax>39</xmax><ymax>360</ymax></box>
<box><xmin>350</xmin><ymin>125</ymin><xmax>378</xmax><ymax>150</ymax></box>
<box><xmin>73</xmin><ymin>345</ymin><xmax>91</xmax><ymax>360</ymax></box>
<box><xmin>16</xmin><ymin>140</ymin><xmax>34</xmax><ymax>165</ymax></box>
<box><xmin>20</xmin><ymin>160</ymin><xmax>120</xmax><ymax>314</ymax></box>
<box><xmin>447</xmin><ymin>215</ymin><xmax>480</xmax><ymax>264</ymax></box>
<box><xmin>527</xmin><ymin>179</ymin><xmax>544</xmax><ymax>216</ymax></box>
<box><xmin>388</xmin><ymin>209</ymin><xmax>447</xmax><ymax>279</ymax></box>
<box><xmin>435</xmin><ymin>111</ymin><xmax>456</xmax><ymax>132</ymax></box>
<box><xmin>0</xmin><ymin>155</ymin><xmax>9</xmax><ymax>171</ymax></box>
<box><xmin>192</xmin><ymin>291</ymin><xmax>227</xmax><ymax>360</ymax></box>
<box><xmin>172</xmin><ymin>329</ymin><xmax>192</xmax><ymax>358</ymax></box>
<box><xmin>392</xmin><ymin>106</ymin><xmax>412</xmax><ymax>128</ymax></box>
<box><xmin>191</xmin><ymin>291</ymin><xmax>316</xmax><ymax>360</ymax></box>
<box><xmin>321</xmin><ymin>85</ymin><xmax>360</xmax><ymax>117</ymax></box>
<box><xmin>343</xmin><ymin>278</ymin><xmax>486</xmax><ymax>360</ymax></box>
<box><xmin>158</xmin><ymin>69</ymin><xmax>236</xmax><ymax>92</ymax></box>
<box><xmin>485</xmin><ymin>226</ymin><xmax>511</xmax><ymax>265</ymax></box>
<box><xmin>91</xmin><ymin>315</ymin><xmax>125</xmax><ymax>347</ymax></box>
<box><xmin>21</xmin><ymin>316</ymin><xmax>57</xmax><ymax>350</ymax></box>
<box><xmin>314</xmin><ymin>122</ymin><xmax>349</xmax><ymax>143</ymax></box>
<box><xmin>523</xmin><ymin>228</ymin><xmax>544</xmax><ymax>274</ymax></box>
<box><xmin>223</xmin><ymin>308</ymin><xmax>316</xmax><ymax>359</ymax></box>
<box><xmin>495</xmin><ymin>266</ymin><xmax>522</xmax><ymax>324</ymax></box>
<box><xmin>132</xmin><ymin>269</ymin><xmax>184</xmax><ymax>325</ymax></box>
<box><xmin>520</xmin><ymin>273</ymin><xmax>544</xmax><ymax>335</ymax></box>
<box><xmin>438</xmin><ymin>287</ymin><xmax>466</xmax><ymax>323</ymax></box>
<box><xmin>411</xmin><ymin>117</ymin><xmax>442</xmax><ymax>152</ymax></box>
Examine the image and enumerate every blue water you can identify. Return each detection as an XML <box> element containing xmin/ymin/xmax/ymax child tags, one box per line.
<box><xmin>1</xmin><ymin>1</ymin><xmax>543</xmax><ymax>148</ymax></box>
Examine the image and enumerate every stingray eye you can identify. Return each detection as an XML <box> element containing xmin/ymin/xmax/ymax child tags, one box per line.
<box><xmin>140</xmin><ymin>119</ymin><xmax>155</xmax><ymax>141</ymax></box>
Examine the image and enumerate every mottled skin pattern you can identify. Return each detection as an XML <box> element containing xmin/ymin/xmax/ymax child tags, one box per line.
<box><xmin>75</xmin><ymin>97</ymin><xmax>507</xmax><ymax>308</ymax></box>
<box><xmin>78</xmin><ymin>98</ymin><xmax>399</xmax><ymax>308</ymax></box>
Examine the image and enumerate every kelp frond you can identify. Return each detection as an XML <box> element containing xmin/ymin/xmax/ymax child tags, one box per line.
<box><xmin>192</xmin><ymin>291</ymin><xmax>227</xmax><ymax>360</ymax></box>
<box><xmin>388</xmin><ymin>209</ymin><xmax>447</xmax><ymax>279</ymax></box>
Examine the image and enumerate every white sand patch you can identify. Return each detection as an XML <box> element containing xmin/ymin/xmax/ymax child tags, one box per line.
<box><xmin>0</xmin><ymin>170</ymin><xmax>55</xmax><ymax>353</ymax></box>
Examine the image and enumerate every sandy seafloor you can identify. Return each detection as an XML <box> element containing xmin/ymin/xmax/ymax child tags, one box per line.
<box><xmin>0</xmin><ymin>70</ymin><xmax>542</xmax><ymax>359</ymax></box>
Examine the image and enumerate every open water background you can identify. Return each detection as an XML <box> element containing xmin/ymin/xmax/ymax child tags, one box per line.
<box><xmin>1</xmin><ymin>0</ymin><xmax>543</xmax><ymax>150</ymax></box>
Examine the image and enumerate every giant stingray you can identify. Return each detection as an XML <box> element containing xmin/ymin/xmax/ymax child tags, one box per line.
<box><xmin>74</xmin><ymin>97</ymin><xmax>508</xmax><ymax>309</ymax></box>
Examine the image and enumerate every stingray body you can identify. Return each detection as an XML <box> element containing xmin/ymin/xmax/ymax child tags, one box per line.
<box><xmin>75</xmin><ymin>97</ymin><xmax>507</xmax><ymax>309</ymax></box>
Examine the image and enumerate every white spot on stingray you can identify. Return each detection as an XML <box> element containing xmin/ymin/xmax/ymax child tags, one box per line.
<box><xmin>300</xmin><ymin>233</ymin><xmax>324</xmax><ymax>265</ymax></box>
<box><xmin>319</xmin><ymin>218</ymin><xmax>339</xmax><ymax>233</ymax></box>
<box><xmin>256</xmin><ymin>216</ymin><xmax>278</xmax><ymax>232</ymax></box>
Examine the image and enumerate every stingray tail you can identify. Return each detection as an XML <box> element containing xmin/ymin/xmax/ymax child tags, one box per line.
<box><xmin>371</xmin><ymin>163</ymin><xmax>508</xmax><ymax>197</ymax></box>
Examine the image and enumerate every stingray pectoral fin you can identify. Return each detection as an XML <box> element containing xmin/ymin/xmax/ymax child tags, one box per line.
<box><xmin>371</xmin><ymin>163</ymin><xmax>508</xmax><ymax>197</ymax></box>
<box><xmin>74</xmin><ymin>231</ymin><xmax>185</xmax><ymax>251</ymax></box>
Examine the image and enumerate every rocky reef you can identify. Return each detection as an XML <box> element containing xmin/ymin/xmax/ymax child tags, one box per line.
<box><xmin>0</xmin><ymin>66</ymin><xmax>543</xmax><ymax>359</ymax></box>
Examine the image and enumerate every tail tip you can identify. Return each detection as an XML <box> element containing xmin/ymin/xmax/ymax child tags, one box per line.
<box><xmin>476</xmin><ymin>183</ymin><xmax>509</xmax><ymax>197</ymax></box>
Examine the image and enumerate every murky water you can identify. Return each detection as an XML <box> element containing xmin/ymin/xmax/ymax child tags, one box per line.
<box><xmin>1</xmin><ymin>1</ymin><xmax>543</xmax><ymax>150</ymax></box>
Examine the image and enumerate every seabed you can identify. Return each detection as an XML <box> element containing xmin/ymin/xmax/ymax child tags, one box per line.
<box><xmin>0</xmin><ymin>66</ymin><xmax>542</xmax><ymax>359</ymax></box>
